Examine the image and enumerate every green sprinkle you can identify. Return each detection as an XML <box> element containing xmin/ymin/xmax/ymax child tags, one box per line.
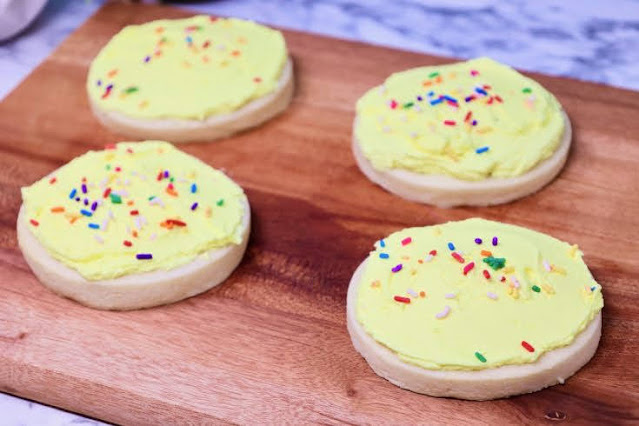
<box><xmin>429</xmin><ymin>72</ymin><xmax>440</xmax><ymax>78</ymax></box>
<box><xmin>124</xmin><ymin>86</ymin><xmax>139</xmax><ymax>94</ymax></box>
<box><xmin>161</xmin><ymin>37</ymin><xmax>167</xmax><ymax>43</ymax></box>
<box><xmin>106</xmin><ymin>164</ymin><xmax>111</xmax><ymax>170</ymax></box>
<box><xmin>170</xmin><ymin>177</ymin><xmax>175</xmax><ymax>182</ymax></box>
<box><xmin>522</xmin><ymin>88</ymin><xmax>532</xmax><ymax>93</ymax></box>
<box><xmin>148</xmin><ymin>195</ymin><xmax>156</xmax><ymax>201</ymax></box>
<box><xmin>402</xmin><ymin>102</ymin><xmax>414</xmax><ymax>109</ymax></box>
<box><xmin>475</xmin><ymin>352</ymin><xmax>487</xmax><ymax>363</ymax></box>
<box><xmin>532</xmin><ymin>285</ymin><xmax>541</xmax><ymax>293</ymax></box>
<box><xmin>216</xmin><ymin>199</ymin><xmax>224</xmax><ymax>207</ymax></box>
<box><xmin>483</xmin><ymin>256</ymin><xmax>506</xmax><ymax>270</ymax></box>
<box><xmin>110</xmin><ymin>193</ymin><xmax>122</xmax><ymax>204</ymax></box>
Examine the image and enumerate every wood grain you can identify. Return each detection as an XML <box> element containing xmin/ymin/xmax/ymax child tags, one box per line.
<box><xmin>1</xmin><ymin>2</ymin><xmax>638</xmax><ymax>424</ymax></box>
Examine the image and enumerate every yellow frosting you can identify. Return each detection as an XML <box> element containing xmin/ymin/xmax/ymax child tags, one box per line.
<box><xmin>355</xmin><ymin>58</ymin><xmax>566</xmax><ymax>180</ymax></box>
<box><xmin>356</xmin><ymin>218</ymin><xmax>603</xmax><ymax>370</ymax></box>
<box><xmin>21</xmin><ymin>141</ymin><xmax>247</xmax><ymax>280</ymax></box>
<box><xmin>87</xmin><ymin>15</ymin><xmax>287</xmax><ymax>120</ymax></box>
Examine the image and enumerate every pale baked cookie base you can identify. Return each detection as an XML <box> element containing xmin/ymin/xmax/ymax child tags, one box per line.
<box><xmin>346</xmin><ymin>260</ymin><xmax>602</xmax><ymax>400</ymax></box>
<box><xmin>16</xmin><ymin>200</ymin><xmax>251</xmax><ymax>311</ymax></box>
<box><xmin>89</xmin><ymin>58</ymin><xmax>294</xmax><ymax>143</ymax></box>
<box><xmin>352</xmin><ymin>112</ymin><xmax>572</xmax><ymax>208</ymax></box>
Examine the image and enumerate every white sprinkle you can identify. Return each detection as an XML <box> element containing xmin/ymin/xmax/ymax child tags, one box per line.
<box><xmin>510</xmin><ymin>276</ymin><xmax>521</xmax><ymax>288</ymax></box>
<box><xmin>557</xmin><ymin>377</ymin><xmax>565</xmax><ymax>385</ymax></box>
<box><xmin>150</xmin><ymin>233</ymin><xmax>157</xmax><ymax>241</ymax></box>
<box><xmin>444</xmin><ymin>293</ymin><xmax>456</xmax><ymax>299</ymax></box>
<box><xmin>378</xmin><ymin>85</ymin><xmax>387</xmax><ymax>95</ymax></box>
<box><xmin>108</xmin><ymin>209</ymin><xmax>115</xmax><ymax>220</ymax></box>
<box><xmin>99</xmin><ymin>178</ymin><xmax>108</xmax><ymax>188</ymax></box>
<box><xmin>424</xmin><ymin>255</ymin><xmax>433</xmax><ymax>263</ymax></box>
<box><xmin>177</xmin><ymin>178</ymin><xmax>189</xmax><ymax>183</ymax></box>
<box><xmin>126</xmin><ymin>225</ymin><xmax>131</xmax><ymax>235</ymax></box>
<box><xmin>140</xmin><ymin>215</ymin><xmax>148</xmax><ymax>225</ymax></box>
<box><xmin>118</xmin><ymin>190</ymin><xmax>129</xmax><ymax>198</ymax></box>
<box><xmin>101</xmin><ymin>219</ymin><xmax>109</xmax><ymax>231</ymax></box>
<box><xmin>487</xmin><ymin>292</ymin><xmax>498</xmax><ymax>300</ymax></box>
<box><xmin>124</xmin><ymin>179</ymin><xmax>131</xmax><ymax>186</ymax></box>
<box><xmin>134</xmin><ymin>217</ymin><xmax>142</xmax><ymax>230</ymax></box>
<box><xmin>413</xmin><ymin>105</ymin><xmax>422</xmax><ymax>112</ymax></box>
<box><xmin>435</xmin><ymin>305</ymin><xmax>451</xmax><ymax>319</ymax></box>
<box><xmin>93</xmin><ymin>234</ymin><xmax>104</xmax><ymax>244</ymax></box>
<box><xmin>382</xmin><ymin>126</ymin><xmax>391</xmax><ymax>133</ymax></box>
<box><xmin>217</xmin><ymin>44</ymin><xmax>226</xmax><ymax>51</ymax></box>
<box><xmin>407</xmin><ymin>289</ymin><xmax>418</xmax><ymax>298</ymax></box>
<box><xmin>543</xmin><ymin>260</ymin><xmax>552</xmax><ymax>272</ymax></box>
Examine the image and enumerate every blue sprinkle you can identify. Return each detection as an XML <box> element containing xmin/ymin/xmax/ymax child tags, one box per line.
<box><xmin>476</xmin><ymin>146</ymin><xmax>490</xmax><ymax>154</ymax></box>
<box><xmin>379</xmin><ymin>253</ymin><xmax>389</xmax><ymax>259</ymax></box>
<box><xmin>380</xmin><ymin>239</ymin><xmax>386</xmax><ymax>248</ymax></box>
<box><xmin>186</xmin><ymin>35</ymin><xmax>193</xmax><ymax>43</ymax></box>
<box><xmin>443</xmin><ymin>95</ymin><xmax>458</xmax><ymax>103</ymax></box>
<box><xmin>88</xmin><ymin>223</ymin><xmax>99</xmax><ymax>229</ymax></box>
<box><xmin>427</xmin><ymin>91</ymin><xmax>435</xmax><ymax>97</ymax></box>
<box><xmin>191</xmin><ymin>183</ymin><xmax>197</xmax><ymax>193</ymax></box>
<box><xmin>590</xmin><ymin>286</ymin><xmax>597</xmax><ymax>292</ymax></box>
<box><xmin>191</xmin><ymin>202</ymin><xmax>198</xmax><ymax>211</ymax></box>
<box><xmin>447</xmin><ymin>242</ymin><xmax>455</xmax><ymax>251</ymax></box>
<box><xmin>430</xmin><ymin>98</ymin><xmax>444</xmax><ymax>106</ymax></box>
<box><xmin>69</xmin><ymin>188</ymin><xmax>77</xmax><ymax>199</ymax></box>
<box><xmin>465</xmin><ymin>96</ymin><xmax>474</xmax><ymax>102</ymax></box>
<box><xmin>475</xmin><ymin>87</ymin><xmax>488</xmax><ymax>95</ymax></box>
<box><xmin>80</xmin><ymin>209</ymin><xmax>93</xmax><ymax>217</ymax></box>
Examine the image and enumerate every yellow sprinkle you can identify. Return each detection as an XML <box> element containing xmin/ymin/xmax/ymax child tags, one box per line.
<box><xmin>552</xmin><ymin>265</ymin><xmax>566</xmax><ymax>275</ymax></box>
<box><xmin>138</xmin><ymin>100</ymin><xmax>149</xmax><ymax>110</ymax></box>
<box><xmin>542</xmin><ymin>283</ymin><xmax>555</xmax><ymax>294</ymax></box>
<box><xmin>503</xmin><ymin>266</ymin><xmax>515</xmax><ymax>274</ymax></box>
<box><xmin>569</xmin><ymin>244</ymin><xmax>579</xmax><ymax>258</ymax></box>
<box><xmin>371</xmin><ymin>280</ymin><xmax>381</xmax><ymax>288</ymax></box>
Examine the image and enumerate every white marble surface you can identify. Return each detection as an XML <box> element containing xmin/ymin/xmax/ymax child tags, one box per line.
<box><xmin>0</xmin><ymin>0</ymin><xmax>637</xmax><ymax>424</ymax></box>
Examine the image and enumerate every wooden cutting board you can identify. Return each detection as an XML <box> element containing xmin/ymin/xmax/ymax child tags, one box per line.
<box><xmin>1</xmin><ymin>3</ymin><xmax>638</xmax><ymax>424</ymax></box>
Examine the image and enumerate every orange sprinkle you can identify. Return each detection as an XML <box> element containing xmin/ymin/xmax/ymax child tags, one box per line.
<box><xmin>107</xmin><ymin>69</ymin><xmax>118</xmax><ymax>78</ymax></box>
<box><xmin>166</xmin><ymin>187</ymin><xmax>178</xmax><ymax>197</ymax></box>
<box><xmin>132</xmin><ymin>230</ymin><xmax>138</xmax><ymax>238</ymax></box>
<box><xmin>481</xmin><ymin>250</ymin><xmax>493</xmax><ymax>257</ymax></box>
<box><xmin>419</xmin><ymin>291</ymin><xmax>426</xmax><ymax>298</ymax></box>
<box><xmin>30</xmin><ymin>219</ymin><xmax>39</xmax><ymax>227</ymax></box>
<box><xmin>418</xmin><ymin>259</ymin><xmax>424</xmax><ymax>264</ymax></box>
<box><xmin>205</xmin><ymin>207</ymin><xmax>212</xmax><ymax>217</ymax></box>
<box><xmin>202</xmin><ymin>55</ymin><xmax>210</xmax><ymax>63</ymax></box>
<box><xmin>253</xmin><ymin>77</ymin><xmax>262</xmax><ymax>83</ymax></box>
<box><xmin>50</xmin><ymin>206</ymin><xmax>65</xmax><ymax>213</ymax></box>
<box><xmin>127</xmin><ymin>200</ymin><xmax>134</xmax><ymax>206</ymax></box>
<box><xmin>422</xmin><ymin>80</ymin><xmax>433</xmax><ymax>87</ymax></box>
<box><xmin>49</xmin><ymin>177</ymin><xmax>57</xmax><ymax>184</ymax></box>
<box><xmin>155</xmin><ymin>27</ymin><xmax>164</xmax><ymax>34</ymax></box>
<box><xmin>231</xmin><ymin>50</ymin><xmax>241</xmax><ymax>57</ymax></box>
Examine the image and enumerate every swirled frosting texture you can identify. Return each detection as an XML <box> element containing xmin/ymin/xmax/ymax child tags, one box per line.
<box><xmin>21</xmin><ymin>141</ymin><xmax>246</xmax><ymax>280</ymax></box>
<box><xmin>356</xmin><ymin>218</ymin><xmax>603</xmax><ymax>370</ymax></box>
<box><xmin>87</xmin><ymin>15</ymin><xmax>287</xmax><ymax>120</ymax></box>
<box><xmin>355</xmin><ymin>58</ymin><xmax>566</xmax><ymax>180</ymax></box>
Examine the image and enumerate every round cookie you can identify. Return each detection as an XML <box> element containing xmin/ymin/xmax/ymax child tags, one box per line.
<box><xmin>87</xmin><ymin>16</ymin><xmax>294</xmax><ymax>142</ymax></box>
<box><xmin>353</xmin><ymin>58</ymin><xmax>571</xmax><ymax>207</ymax></box>
<box><xmin>346</xmin><ymin>218</ymin><xmax>603</xmax><ymax>400</ymax></box>
<box><xmin>18</xmin><ymin>141</ymin><xmax>250</xmax><ymax>310</ymax></box>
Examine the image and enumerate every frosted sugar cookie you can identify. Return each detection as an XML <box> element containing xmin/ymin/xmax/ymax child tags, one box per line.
<box><xmin>347</xmin><ymin>218</ymin><xmax>603</xmax><ymax>400</ymax></box>
<box><xmin>87</xmin><ymin>15</ymin><xmax>293</xmax><ymax>142</ymax></box>
<box><xmin>353</xmin><ymin>58</ymin><xmax>571</xmax><ymax>207</ymax></box>
<box><xmin>18</xmin><ymin>141</ymin><xmax>250</xmax><ymax>310</ymax></box>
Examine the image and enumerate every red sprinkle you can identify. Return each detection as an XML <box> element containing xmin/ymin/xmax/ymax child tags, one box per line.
<box><xmin>202</xmin><ymin>40</ymin><xmax>211</xmax><ymax>49</ymax></box>
<box><xmin>30</xmin><ymin>219</ymin><xmax>39</xmax><ymax>227</ymax></box>
<box><xmin>429</xmin><ymin>249</ymin><xmax>437</xmax><ymax>256</ymax></box>
<box><xmin>123</xmin><ymin>240</ymin><xmax>132</xmax><ymax>247</ymax></box>
<box><xmin>444</xmin><ymin>120</ymin><xmax>456</xmax><ymax>126</ymax></box>
<box><xmin>500</xmin><ymin>276</ymin><xmax>506</xmax><ymax>282</ymax></box>
<box><xmin>130</xmin><ymin>210</ymin><xmax>139</xmax><ymax>216</ymax></box>
<box><xmin>487</xmin><ymin>97</ymin><xmax>494</xmax><ymax>105</ymax></box>
<box><xmin>521</xmin><ymin>341</ymin><xmax>535</xmax><ymax>352</ymax></box>
<box><xmin>49</xmin><ymin>177</ymin><xmax>57</xmax><ymax>184</ymax></box>
<box><xmin>390</xmin><ymin>99</ymin><xmax>398</xmax><ymax>109</ymax></box>
<box><xmin>464</xmin><ymin>111</ymin><xmax>472</xmax><ymax>122</ymax></box>
<box><xmin>463</xmin><ymin>261</ymin><xmax>475</xmax><ymax>275</ymax></box>
<box><xmin>394</xmin><ymin>296</ymin><xmax>411</xmax><ymax>304</ymax></box>
<box><xmin>495</xmin><ymin>95</ymin><xmax>503</xmax><ymax>103</ymax></box>
<box><xmin>103</xmin><ymin>188</ymin><xmax>112</xmax><ymax>198</ymax></box>
<box><xmin>483</xmin><ymin>269</ymin><xmax>491</xmax><ymax>279</ymax></box>
<box><xmin>451</xmin><ymin>252</ymin><xmax>465</xmax><ymax>263</ymax></box>
<box><xmin>101</xmin><ymin>86</ymin><xmax>113</xmax><ymax>99</ymax></box>
<box><xmin>167</xmin><ymin>219</ymin><xmax>187</xmax><ymax>227</ymax></box>
<box><xmin>401</xmin><ymin>237</ymin><xmax>412</xmax><ymax>246</ymax></box>
<box><xmin>114</xmin><ymin>166</ymin><xmax>121</xmax><ymax>172</ymax></box>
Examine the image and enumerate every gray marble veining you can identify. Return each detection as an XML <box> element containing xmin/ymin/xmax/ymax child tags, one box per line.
<box><xmin>0</xmin><ymin>0</ymin><xmax>637</xmax><ymax>424</ymax></box>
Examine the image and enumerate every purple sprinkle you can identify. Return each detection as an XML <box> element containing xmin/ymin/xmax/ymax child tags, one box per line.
<box><xmin>474</xmin><ymin>238</ymin><xmax>482</xmax><ymax>244</ymax></box>
<box><xmin>465</xmin><ymin>96</ymin><xmax>474</xmax><ymax>102</ymax></box>
<box><xmin>136</xmin><ymin>253</ymin><xmax>153</xmax><ymax>260</ymax></box>
<box><xmin>392</xmin><ymin>264</ymin><xmax>403</xmax><ymax>273</ymax></box>
<box><xmin>91</xmin><ymin>201</ymin><xmax>98</xmax><ymax>211</ymax></box>
<box><xmin>97</xmin><ymin>80</ymin><xmax>102</xmax><ymax>86</ymax></box>
<box><xmin>75</xmin><ymin>197</ymin><xmax>80</xmax><ymax>202</ymax></box>
<box><xmin>144</xmin><ymin>55</ymin><xmax>151</xmax><ymax>63</ymax></box>
<box><xmin>81</xmin><ymin>184</ymin><xmax>87</xmax><ymax>194</ymax></box>
<box><xmin>417</xmin><ymin>96</ymin><xmax>423</xmax><ymax>101</ymax></box>
<box><xmin>191</xmin><ymin>202</ymin><xmax>198</xmax><ymax>211</ymax></box>
<box><xmin>83</xmin><ymin>198</ymin><xmax>88</xmax><ymax>206</ymax></box>
<box><xmin>492</xmin><ymin>236</ymin><xmax>498</xmax><ymax>246</ymax></box>
<box><xmin>106</xmin><ymin>83</ymin><xmax>113</xmax><ymax>90</ymax></box>
<box><xmin>472</xmin><ymin>120</ymin><xmax>478</xmax><ymax>126</ymax></box>
<box><xmin>163</xmin><ymin>170</ymin><xmax>169</xmax><ymax>178</ymax></box>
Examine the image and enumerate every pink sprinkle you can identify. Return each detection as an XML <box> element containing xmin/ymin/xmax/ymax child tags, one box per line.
<box><xmin>401</xmin><ymin>237</ymin><xmax>412</xmax><ymax>246</ymax></box>
<box><xmin>390</xmin><ymin>99</ymin><xmax>398</xmax><ymax>109</ymax></box>
<box><xmin>463</xmin><ymin>262</ymin><xmax>475</xmax><ymax>275</ymax></box>
<box><xmin>470</xmin><ymin>70</ymin><xmax>479</xmax><ymax>76</ymax></box>
<box><xmin>451</xmin><ymin>252</ymin><xmax>465</xmax><ymax>263</ymax></box>
<box><xmin>444</xmin><ymin>120</ymin><xmax>456</xmax><ymax>126</ymax></box>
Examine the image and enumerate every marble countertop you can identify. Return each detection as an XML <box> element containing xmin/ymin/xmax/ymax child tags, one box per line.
<box><xmin>1</xmin><ymin>0</ymin><xmax>637</xmax><ymax>424</ymax></box>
